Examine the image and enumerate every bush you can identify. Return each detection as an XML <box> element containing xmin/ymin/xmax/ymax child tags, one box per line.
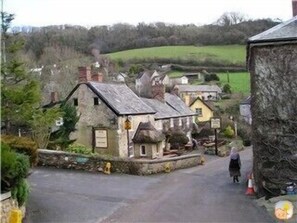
<box><xmin>205</xmin><ymin>73</ymin><xmax>220</xmax><ymax>82</ymax></box>
<box><xmin>1</xmin><ymin>143</ymin><xmax>30</xmax><ymax>192</ymax></box>
<box><xmin>65</xmin><ymin>144</ymin><xmax>93</xmax><ymax>155</ymax></box>
<box><xmin>169</xmin><ymin>131</ymin><xmax>189</xmax><ymax>149</ymax></box>
<box><xmin>243</xmin><ymin>139</ymin><xmax>251</xmax><ymax>146</ymax></box>
<box><xmin>223</xmin><ymin>84</ymin><xmax>232</xmax><ymax>94</ymax></box>
<box><xmin>11</xmin><ymin>179</ymin><xmax>29</xmax><ymax>206</ymax></box>
<box><xmin>224</xmin><ymin>125</ymin><xmax>234</xmax><ymax>138</ymax></box>
<box><xmin>1</xmin><ymin>142</ymin><xmax>30</xmax><ymax>206</ymax></box>
<box><xmin>1</xmin><ymin>135</ymin><xmax>38</xmax><ymax>166</ymax></box>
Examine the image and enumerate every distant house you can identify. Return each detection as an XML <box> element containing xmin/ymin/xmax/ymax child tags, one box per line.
<box><xmin>183</xmin><ymin>73</ymin><xmax>204</xmax><ymax>82</ymax></box>
<box><xmin>113</xmin><ymin>72</ymin><xmax>127</xmax><ymax>82</ymax></box>
<box><xmin>135</xmin><ymin>70</ymin><xmax>169</xmax><ymax>97</ymax></box>
<box><xmin>239</xmin><ymin>96</ymin><xmax>251</xmax><ymax>124</ymax></box>
<box><xmin>173</xmin><ymin>84</ymin><xmax>222</xmax><ymax>104</ymax></box>
<box><xmin>189</xmin><ymin>97</ymin><xmax>214</xmax><ymax>123</ymax></box>
<box><xmin>170</xmin><ymin>76</ymin><xmax>189</xmax><ymax>85</ymax></box>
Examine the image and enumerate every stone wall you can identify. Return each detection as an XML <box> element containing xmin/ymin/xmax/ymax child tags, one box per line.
<box><xmin>38</xmin><ymin>149</ymin><xmax>201</xmax><ymax>175</ymax></box>
<box><xmin>0</xmin><ymin>192</ymin><xmax>22</xmax><ymax>223</ymax></box>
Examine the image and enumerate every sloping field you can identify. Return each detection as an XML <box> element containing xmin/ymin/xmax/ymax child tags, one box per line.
<box><xmin>106</xmin><ymin>45</ymin><xmax>246</xmax><ymax>64</ymax></box>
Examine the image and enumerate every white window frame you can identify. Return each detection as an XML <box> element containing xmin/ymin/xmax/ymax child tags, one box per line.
<box><xmin>186</xmin><ymin>117</ymin><xmax>190</xmax><ymax>127</ymax></box>
<box><xmin>196</xmin><ymin>108</ymin><xmax>202</xmax><ymax>117</ymax></box>
<box><xmin>140</xmin><ymin>145</ymin><xmax>146</xmax><ymax>156</ymax></box>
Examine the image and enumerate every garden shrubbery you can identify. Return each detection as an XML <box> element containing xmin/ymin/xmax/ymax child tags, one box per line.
<box><xmin>1</xmin><ymin>135</ymin><xmax>38</xmax><ymax>166</ymax></box>
<box><xmin>1</xmin><ymin>142</ymin><xmax>30</xmax><ymax>206</ymax></box>
<box><xmin>65</xmin><ymin>144</ymin><xmax>93</xmax><ymax>155</ymax></box>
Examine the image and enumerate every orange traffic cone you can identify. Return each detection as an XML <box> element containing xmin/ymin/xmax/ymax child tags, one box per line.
<box><xmin>246</xmin><ymin>174</ymin><xmax>255</xmax><ymax>195</ymax></box>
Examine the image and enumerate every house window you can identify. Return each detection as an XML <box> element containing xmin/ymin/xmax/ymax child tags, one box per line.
<box><xmin>94</xmin><ymin>97</ymin><xmax>100</xmax><ymax>105</ymax></box>
<box><xmin>196</xmin><ymin>108</ymin><xmax>202</xmax><ymax>116</ymax></box>
<box><xmin>73</xmin><ymin>98</ymin><xmax>78</xmax><ymax>106</ymax></box>
<box><xmin>140</xmin><ymin>145</ymin><xmax>146</xmax><ymax>156</ymax></box>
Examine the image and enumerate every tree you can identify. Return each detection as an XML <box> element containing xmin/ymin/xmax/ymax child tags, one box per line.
<box><xmin>216</xmin><ymin>12</ymin><xmax>247</xmax><ymax>26</ymax></box>
<box><xmin>223</xmin><ymin>83</ymin><xmax>232</xmax><ymax>94</ymax></box>
<box><xmin>49</xmin><ymin>102</ymin><xmax>80</xmax><ymax>150</ymax></box>
<box><xmin>1</xmin><ymin>12</ymin><xmax>41</xmax><ymax>133</ymax></box>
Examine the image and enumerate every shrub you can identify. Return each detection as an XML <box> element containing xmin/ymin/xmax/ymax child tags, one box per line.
<box><xmin>205</xmin><ymin>73</ymin><xmax>220</xmax><ymax>82</ymax></box>
<box><xmin>1</xmin><ymin>142</ymin><xmax>30</xmax><ymax>206</ymax></box>
<box><xmin>224</xmin><ymin>125</ymin><xmax>234</xmax><ymax>138</ymax></box>
<box><xmin>65</xmin><ymin>144</ymin><xmax>93</xmax><ymax>155</ymax></box>
<box><xmin>243</xmin><ymin>139</ymin><xmax>251</xmax><ymax>146</ymax></box>
<box><xmin>169</xmin><ymin>131</ymin><xmax>189</xmax><ymax>149</ymax></box>
<box><xmin>1</xmin><ymin>135</ymin><xmax>38</xmax><ymax>166</ymax></box>
<box><xmin>223</xmin><ymin>84</ymin><xmax>232</xmax><ymax>94</ymax></box>
<box><xmin>11</xmin><ymin>179</ymin><xmax>29</xmax><ymax>206</ymax></box>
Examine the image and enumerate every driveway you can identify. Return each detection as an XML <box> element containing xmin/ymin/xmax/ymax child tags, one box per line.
<box><xmin>24</xmin><ymin>148</ymin><xmax>274</xmax><ymax>223</ymax></box>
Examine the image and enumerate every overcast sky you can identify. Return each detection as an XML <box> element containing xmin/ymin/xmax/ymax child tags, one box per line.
<box><xmin>3</xmin><ymin>0</ymin><xmax>294</xmax><ymax>27</ymax></box>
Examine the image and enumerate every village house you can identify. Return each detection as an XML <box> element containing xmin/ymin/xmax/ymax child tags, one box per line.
<box><xmin>65</xmin><ymin>66</ymin><xmax>157</xmax><ymax>158</ymax></box>
<box><xmin>135</xmin><ymin>70</ymin><xmax>170</xmax><ymax>97</ymax></box>
<box><xmin>247</xmin><ymin>14</ymin><xmax>297</xmax><ymax>194</ymax></box>
<box><xmin>65</xmin><ymin>66</ymin><xmax>195</xmax><ymax>159</ymax></box>
<box><xmin>112</xmin><ymin>72</ymin><xmax>128</xmax><ymax>82</ymax></box>
<box><xmin>170</xmin><ymin>76</ymin><xmax>189</xmax><ymax>85</ymax></box>
<box><xmin>189</xmin><ymin>97</ymin><xmax>214</xmax><ymax>123</ymax></box>
<box><xmin>183</xmin><ymin>72</ymin><xmax>204</xmax><ymax>82</ymax></box>
<box><xmin>172</xmin><ymin>84</ymin><xmax>222</xmax><ymax>103</ymax></box>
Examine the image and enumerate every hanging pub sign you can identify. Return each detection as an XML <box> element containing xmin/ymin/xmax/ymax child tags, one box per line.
<box><xmin>124</xmin><ymin>118</ymin><xmax>132</xmax><ymax>130</ymax></box>
<box><xmin>210</xmin><ymin>117</ymin><xmax>221</xmax><ymax>129</ymax></box>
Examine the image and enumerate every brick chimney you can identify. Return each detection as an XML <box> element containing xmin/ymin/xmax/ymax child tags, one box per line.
<box><xmin>50</xmin><ymin>92</ymin><xmax>58</xmax><ymax>103</ymax></box>
<box><xmin>151</xmin><ymin>79</ymin><xmax>165</xmax><ymax>102</ymax></box>
<box><xmin>91</xmin><ymin>69</ymin><xmax>103</xmax><ymax>82</ymax></box>
<box><xmin>293</xmin><ymin>0</ymin><xmax>297</xmax><ymax>17</ymax></box>
<box><xmin>78</xmin><ymin>66</ymin><xmax>92</xmax><ymax>83</ymax></box>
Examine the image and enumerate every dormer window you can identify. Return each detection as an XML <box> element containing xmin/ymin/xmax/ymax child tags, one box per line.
<box><xmin>73</xmin><ymin>98</ymin><xmax>78</xmax><ymax>106</ymax></box>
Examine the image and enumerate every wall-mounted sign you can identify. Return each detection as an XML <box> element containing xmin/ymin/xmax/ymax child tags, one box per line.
<box><xmin>210</xmin><ymin>117</ymin><xmax>221</xmax><ymax>129</ymax></box>
<box><xmin>95</xmin><ymin>129</ymin><xmax>108</xmax><ymax>148</ymax></box>
<box><xmin>124</xmin><ymin>119</ymin><xmax>132</xmax><ymax>130</ymax></box>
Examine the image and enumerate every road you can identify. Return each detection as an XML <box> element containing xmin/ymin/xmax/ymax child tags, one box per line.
<box><xmin>24</xmin><ymin>148</ymin><xmax>274</xmax><ymax>223</ymax></box>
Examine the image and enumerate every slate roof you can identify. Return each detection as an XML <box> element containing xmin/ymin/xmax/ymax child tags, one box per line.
<box><xmin>248</xmin><ymin>16</ymin><xmax>297</xmax><ymax>43</ymax></box>
<box><xmin>174</xmin><ymin>84</ymin><xmax>222</xmax><ymax>93</ymax></box>
<box><xmin>164</xmin><ymin>93</ymin><xmax>195</xmax><ymax>116</ymax></box>
<box><xmin>141</xmin><ymin>97</ymin><xmax>181</xmax><ymax>119</ymax></box>
<box><xmin>189</xmin><ymin>97</ymin><xmax>214</xmax><ymax>111</ymax></box>
<box><xmin>66</xmin><ymin>82</ymin><xmax>156</xmax><ymax>116</ymax></box>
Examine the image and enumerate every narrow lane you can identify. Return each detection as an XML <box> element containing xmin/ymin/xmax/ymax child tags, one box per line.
<box><xmin>24</xmin><ymin>148</ymin><xmax>274</xmax><ymax>223</ymax></box>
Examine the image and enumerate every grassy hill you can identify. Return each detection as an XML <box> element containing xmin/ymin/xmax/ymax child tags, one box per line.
<box><xmin>106</xmin><ymin>45</ymin><xmax>246</xmax><ymax>64</ymax></box>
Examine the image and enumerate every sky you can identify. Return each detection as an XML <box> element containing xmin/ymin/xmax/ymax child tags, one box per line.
<box><xmin>2</xmin><ymin>0</ymin><xmax>294</xmax><ymax>27</ymax></box>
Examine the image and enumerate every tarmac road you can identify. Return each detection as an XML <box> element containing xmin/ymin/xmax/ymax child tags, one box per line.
<box><xmin>24</xmin><ymin>148</ymin><xmax>274</xmax><ymax>223</ymax></box>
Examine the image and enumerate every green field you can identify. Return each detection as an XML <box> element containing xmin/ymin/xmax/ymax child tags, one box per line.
<box><xmin>218</xmin><ymin>72</ymin><xmax>250</xmax><ymax>94</ymax></box>
<box><xmin>106</xmin><ymin>45</ymin><xmax>246</xmax><ymax>64</ymax></box>
<box><xmin>167</xmin><ymin>71</ymin><xmax>250</xmax><ymax>94</ymax></box>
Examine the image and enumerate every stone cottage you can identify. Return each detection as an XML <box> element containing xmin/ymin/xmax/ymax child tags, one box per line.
<box><xmin>66</xmin><ymin>67</ymin><xmax>157</xmax><ymax>157</ymax></box>
<box><xmin>247</xmin><ymin>16</ymin><xmax>297</xmax><ymax>195</ymax></box>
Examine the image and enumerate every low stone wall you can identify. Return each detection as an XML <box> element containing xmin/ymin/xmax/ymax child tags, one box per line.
<box><xmin>0</xmin><ymin>192</ymin><xmax>22</xmax><ymax>223</ymax></box>
<box><xmin>38</xmin><ymin>149</ymin><xmax>201</xmax><ymax>175</ymax></box>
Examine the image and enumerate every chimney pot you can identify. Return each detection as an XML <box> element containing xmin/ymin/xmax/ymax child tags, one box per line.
<box><xmin>78</xmin><ymin>66</ymin><xmax>92</xmax><ymax>83</ymax></box>
<box><xmin>293</xmin><ymin>0</ymin><xmax>297</xmax><ymax>17</ymax></box>
<box><xmin>50</xmin><ymin>92</ymin><xmax>58</xmax><ymax>103</ymax></box>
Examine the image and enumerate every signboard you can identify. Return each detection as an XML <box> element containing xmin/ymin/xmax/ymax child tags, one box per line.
<box><xmin>124</xmin><ymin>119</ymin><xmax>132</xmax><ymax>130</ymax></box>
<box><xmin>210</xmin><ymin>117</ymin><xmax>221</xmax><ymax>129</ymax></box>
<box><xmin>95</xmin><ymin>129</ymin><xmax>107</xmax><ymax>148</ymax></box>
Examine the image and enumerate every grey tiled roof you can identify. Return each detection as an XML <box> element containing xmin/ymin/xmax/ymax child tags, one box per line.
<box><xmin>164</xmin><ymin>93</ymin><xmax>195</xmax><ymax>116</ymax></box>
<box><xmin>88</xmin><ymin>82</ymin><xmax>155</xmax><ymax>115</ymax></box>
<box><xmin>140</xmin><ymin>98</ymin><xmax>181</xmax><ymax>119</ymax></box>
<box><xmin>174</xmin><ymin>84</ymin><xmax>222</xmax><ymax>93</ymax></box>
<box><xmin>248</xmin><ymin>16</ymin><xmax>297</xmax><ymax>43</ymax></box>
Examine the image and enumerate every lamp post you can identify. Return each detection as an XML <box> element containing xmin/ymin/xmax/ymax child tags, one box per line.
<box><xmin>124</xmin><ymin>117</ymin><xmax>132</xmax><ymax>157</ymax></box>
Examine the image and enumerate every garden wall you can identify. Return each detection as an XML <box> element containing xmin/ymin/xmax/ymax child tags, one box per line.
<box><xmin>37</xmin><ymin>149</ymin><xmax>202</xmax><ymax>175</ymax></box>
<box><xmin>0</xmin><ymin>192</ymin><xmax>24</xmax><ymax>223</ymax></box>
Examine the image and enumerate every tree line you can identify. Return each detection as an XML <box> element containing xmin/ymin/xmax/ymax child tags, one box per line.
<box><xmin>12</xmin><ymin>12</ymin><xmax>279</xmax><ymax>62</ymax></box>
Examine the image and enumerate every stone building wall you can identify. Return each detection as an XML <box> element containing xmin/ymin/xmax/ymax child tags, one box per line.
<box><xmin>249</xmin><ymin>43</ymin><xmax>297</xmax><ymax>193</ymax></box>
<box><xmin>0</xmin><ymin>192</ymin><xmax>22</xmax><ymax>223</ymax></box>
<box><xmin>38</xmin><ymin>149</ymin><xmax>201</xmax><ymax>175</ymax></box>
